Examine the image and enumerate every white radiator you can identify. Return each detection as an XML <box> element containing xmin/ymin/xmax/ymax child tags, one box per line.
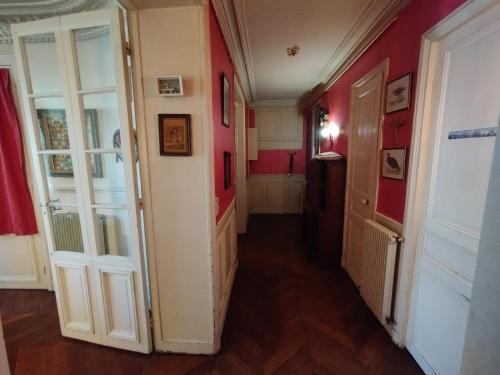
<box><xmin>360</xmin><ymin>219</ymin><xmax>399</xmax><ymax>325</ymax></box>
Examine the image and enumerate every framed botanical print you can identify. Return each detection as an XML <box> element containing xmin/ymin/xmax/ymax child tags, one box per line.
<box><xmin>158</xmin><ymin>114</ymin><xmax>192</xmax><ymax>156</ymax></box>
<box><xmin>385</xmin><ymin>73</ymin><xmax>412</xmax><ymax>114</ymax></box>
<box><xmin>37</xmin><ymin>109</ymin><xmax>103</xmax><ymax>177</ymax></box>
<box><xmin>221</xmin><ymin>72</ymin><xmax>230</xmax><ymax>127</ymax></box>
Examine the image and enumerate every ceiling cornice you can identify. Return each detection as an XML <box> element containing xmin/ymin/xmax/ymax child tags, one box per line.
<box><xmin>232</xmin><ymin>0</ymin><xmax>256</xmax><ymax>100</ymax></box>
<box><xmin>0</xmin><ymin>0</ymin><xmax>113</xmax><ymax>44</ymax></box>
<box><xmin>301</xmin><ymin>0</ymin><xmax>411</xmax><ymax>109</ymax></box>
<box><xmin>211</xmin><ymin>0</ymin><xmax>254</xmax><ymax>103</ymax></box>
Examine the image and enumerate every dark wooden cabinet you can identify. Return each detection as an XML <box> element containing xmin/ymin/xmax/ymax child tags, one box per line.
<box><xmin>304</xmin><ymin>158</ymin><xmax>346</xmax><ymax>266</ymax></box>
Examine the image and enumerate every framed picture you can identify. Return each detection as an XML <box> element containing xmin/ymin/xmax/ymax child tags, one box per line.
<box><xmin>158</xmin><ymin>114</ymin><xmax>192</xmax><ymax>156</ymax></box>
<box><xmin>221</xmin><ymin>72</ymin><xmax>230</xmax><ymax>127</ymax></box>
<box><xmin>37</xmin><ymin>109</ymin><xmax>102</xmax><ymax>177</ymax></box>
<box><xmin>385</xmin><ymin>73</ymin><xmax>411</xmax><ymax>114</ymax></box>
<box><xmin>381</xmin><ymin>147</ymin><xmax>407</xmax><ymax>180</ymax></box>
<box><xmin>223</xmin><ymin>151</ymin><xmax>231</xmax><ymax>189</ymax></box>
<box><xmin>157</xmin><ymin>75</ymin><xmax>183</xmax><ymax>97</ymax></box>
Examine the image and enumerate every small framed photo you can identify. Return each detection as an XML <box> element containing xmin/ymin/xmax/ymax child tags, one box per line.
<box><xmin>381</xmin><ymin>147</ymin><xmax>407</xmax><ymax>180</ymax></box>
<box><xmin>385</xmin><ymin>73</ymin><xmax>411</xmax><ymax>114</ymax></box>
<box><xmin>223</xmin><ymin>151</ymin><xmax>231</xmax><ymax>189</ymax></box>
<box><xmin>157</xmin><ymin>75</ymin><xmax>183</xmax><ymax>97</ymax></box>
<box><xmin>221</xmin><ymin>72</ymin><xmax>230</xmax><ymax>127</ymax></box>
<box><xmin>158</xmin><ymin>114</ymin><xmax>191</xmax><ymax>156</ymax></box>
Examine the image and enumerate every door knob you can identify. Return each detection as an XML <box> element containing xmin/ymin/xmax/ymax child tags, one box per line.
<box><xmin>362</xmin><ymin>198</ymin><xmax>369</xmax><ymax>205</ymax></box>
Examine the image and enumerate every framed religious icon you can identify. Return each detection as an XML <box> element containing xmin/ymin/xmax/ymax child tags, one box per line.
<box><xmin>158</xmin><ymin>114</ymin><xmax>192</xmax><ymax>156</ymax></box>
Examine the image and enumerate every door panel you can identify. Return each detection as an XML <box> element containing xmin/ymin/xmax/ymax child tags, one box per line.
<box><xmin>12</xmin><ymin>9</ymin><xmax>152</xmax><ymax>353</ymax></box>
<box><xmin>55</xmin><ymin>262</ymin><xmax>95</xmax><ymax>335</ymax></box>
<box><xmin>408</xmin><ymin>4</ymin><xmax>500</xmax><ymax>374</ymax></box>
<box><xmin>343</xmin><ymin>63</ymin><xmax>385</xmax><ymax>286</ymax></box>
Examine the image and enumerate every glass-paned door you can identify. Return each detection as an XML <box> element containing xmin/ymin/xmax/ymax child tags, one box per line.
<box><xmin>11</xmin><ymin>9</ymin><xmax>152</xmax><ymax>353</ymax></box>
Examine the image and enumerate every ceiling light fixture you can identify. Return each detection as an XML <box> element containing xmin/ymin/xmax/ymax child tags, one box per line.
<box><xmin>286</xmin><ymin>44</ymin><xmax>300</xmax><ymax>57</ymax></box>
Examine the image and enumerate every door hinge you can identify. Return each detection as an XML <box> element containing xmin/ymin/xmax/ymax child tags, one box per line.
<box><xmin>43</xmin><ymin>266</ymin><xmax>47</xmax><ymax>274</ymax></box>
<box><xmin>138</xmin><ymin>198</ymin><xmax>144</xmax><ymax>209</ymax></box>
<box><xmin>125</xmin><ymin>42</ymin><xmax>132</xmax><ymax>56</ymax></box>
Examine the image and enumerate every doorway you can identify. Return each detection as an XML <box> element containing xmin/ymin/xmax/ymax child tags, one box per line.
<box><xmin>0</xmin><ymin>59</ymin><xmax>51</xmax><ymax>291</ymax></box>
<box><xmin>403</xmin><ymin>2</ymin><xmax>500</xmax><ymax>373</ymax></box>
<box><xmin>234</xmin><ymin>79</ymin><xmax>248</xmax><ymax>234</ymax></box>
<box><xmin>342</xmin><ymin>60</ymin><xmax>388</xmax><ymax>286</ymax></box>
<box><xmin>11</xmin><ymin>9</ymin><xmax>152</xmax><ymax>353</ymax></box>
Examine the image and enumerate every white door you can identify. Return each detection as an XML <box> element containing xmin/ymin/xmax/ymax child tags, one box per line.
<box><xmin>11</xmin><ymin>9</ymin><xmax>152</xmax><ymax>353</ymax></box>
<box><xmin>406</xmin><ymin>2</ymin><xmax>500</xmax><ymax>374</ymax></box>
<box><xmin>0</xmin><ymin>62</ymin><xmax>51</xmax><ymax>290</ymax></box>
<box><xmin>342</xmin><ymin>61</ymin><xmax>386</xmax><ymax>286</ymax></box>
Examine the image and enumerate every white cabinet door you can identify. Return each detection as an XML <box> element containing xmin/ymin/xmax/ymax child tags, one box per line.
<box><xmin>256</xmin><ymin>107</ymin><xmax>302</xmax><ymax>149</ymax></box>
<box><xmin>407</xmin><ymin>3</ymin><xmax>500</xmax><ymax>374</ymax></box>
<box><xmin>12</xmin><ymin>9</ymin><xmax>152</xmax><ymax>353</ymax></box>
<box><xmin>256</xmin><ymin>109</ymin><xmax>278</xmax><ymax>139</ymax></box>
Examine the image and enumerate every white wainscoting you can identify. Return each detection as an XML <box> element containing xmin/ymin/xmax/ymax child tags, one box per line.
<box><xmin>213</xmin><ymin>200</ymin><xmax>237</xmax><ymax>346</ymax></box>
<box><xmin>248</xmin><ymin>174</ymin><xmax>305</xmax><ymax>214</ymax></box>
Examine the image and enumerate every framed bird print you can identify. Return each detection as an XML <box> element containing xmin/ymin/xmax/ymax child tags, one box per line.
<box><xmin>382</xmin><ymin>147</ymin><xmax>407</xmax><ymax>180</ymax></box>
<box><xmin>385</xmin><ymin>73</ymin><xmax>411</xmax><ymax>114</ymax></box>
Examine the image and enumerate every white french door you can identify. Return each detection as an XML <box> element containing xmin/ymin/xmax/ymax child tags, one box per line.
<box><xmin>11</xmin><ymin>9</ymin><xmax>152</xmax><ymax>353</ymax></box>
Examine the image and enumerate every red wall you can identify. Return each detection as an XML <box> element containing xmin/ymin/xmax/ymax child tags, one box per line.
<box><xmin>315</xmin><ymin>0</ymin><xmax>465</xmax><ymax>223</ymax></box>
<box><xmin>210</xmin><ymin>6</ymin><xmax>235</xmax><ymax>223</ymax></box>
<box><xmin>248</xmin><ymin>109</ymin><xmax>307</xmax><ymax>175</ymax></box>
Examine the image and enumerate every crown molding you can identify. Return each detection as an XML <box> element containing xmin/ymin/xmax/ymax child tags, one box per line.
<box><xmin>211</xmin><ymin>0</ymin><xmax>254</xmax><ymax>103</ymax></box>
<box><xmin>0</xmin><ymin>0</ymin><xmax>113</xmax><ymax>44</ymax></box>
<box><xmin>301</xmin><ymin>0</ymin><xmax>411</xmax><ymax>109</ymax></box>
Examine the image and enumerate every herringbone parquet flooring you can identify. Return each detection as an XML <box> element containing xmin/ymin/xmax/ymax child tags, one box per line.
<box><xmin>0</xmin><ymin>214</ymin><xmax>422</xmax><ymax>375</ymax></box>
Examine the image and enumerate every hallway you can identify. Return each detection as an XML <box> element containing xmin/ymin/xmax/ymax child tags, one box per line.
<box><xmin>0</xmin><ymin>214</ymin><xmax>421</xmax><ymax>374</ymax></box>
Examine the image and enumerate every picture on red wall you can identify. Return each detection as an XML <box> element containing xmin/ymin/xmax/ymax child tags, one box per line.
<box><xmin>385</xmin><ymin>73</ymin><xmax>411</xmax><ymax>114</ymax></box>
<box><xmin>381</xmin><ymin>147</ymin><xmax>407</xmax><ymax>180</ymax></box>
<box><xmin>221</xmin><ymin>72</ymin><xmax>230</xmax><ymax>127</ymax></box>
<box><xmin>223</xmin><ymin>151</ymin><xmax>231</xmax><ymax>189</ymax></box>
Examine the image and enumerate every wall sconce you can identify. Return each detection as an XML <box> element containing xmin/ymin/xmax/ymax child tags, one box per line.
<box><xmin>318</xmin><ymin>107</ymin><xmax>340</xmax><ymax>150</ymax></box>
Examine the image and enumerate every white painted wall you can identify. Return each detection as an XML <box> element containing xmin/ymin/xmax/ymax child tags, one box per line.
<box><xmin>132</xmin><ymin>5</ymin><xmax>216</xmax><ymax>353</ymax></box>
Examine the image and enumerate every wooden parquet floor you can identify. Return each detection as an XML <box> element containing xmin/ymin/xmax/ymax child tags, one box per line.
<box><xmin>0</xmin><ymin>214</ymin><xmax>422</xmax><ymax>375</ymax></box>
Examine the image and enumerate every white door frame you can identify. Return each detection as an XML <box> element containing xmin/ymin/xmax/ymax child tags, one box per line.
<box><xmin>397</xmin><ymin>0</ymin><xmax>500</xmax><ymax>353</ymax></box>
<box><xmin>234</xmin><ymin>78</ymin><xmax>248</xmax><ymax>234</ymax></box>
<box><xmin>0</xmin><ymin>57</ymin><xmax>52</xmax><ymax>290</ymax></box>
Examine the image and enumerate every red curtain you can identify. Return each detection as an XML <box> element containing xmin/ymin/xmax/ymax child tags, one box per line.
<box><xmin>0</xmin><ymin>68</ymin><xmax>37</xmax><ymax>235</ymax></box>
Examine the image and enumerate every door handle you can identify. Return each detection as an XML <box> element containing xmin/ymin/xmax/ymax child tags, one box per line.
<box><xmin>362</xmin><ymin>198</ymin><xmax>369</xmax><ymax>205</ymax></box>
<box><xmin>288</xmin><ymin>152</ymin><xmax>296</xmax><ymax>177</ymax></box>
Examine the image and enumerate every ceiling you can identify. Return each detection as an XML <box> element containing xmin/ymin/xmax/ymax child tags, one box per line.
<box><xmin>241</xmin><ymin>0</ymin><xmax>368</xmax><ymax>102</ymax></box>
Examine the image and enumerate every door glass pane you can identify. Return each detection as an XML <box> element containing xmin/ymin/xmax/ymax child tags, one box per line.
<box><xmin>88</xmin><ymin>152</ymin><xmax>126</xmax><ymax>205</ymax></box>
<box><xmin>95</xmin><ymin>208</ymin><xmax>131</xmax><ymax>257</ymax></box>
<box><xmin>41</xmin><ymin>154</ymin><xmax>79</xmax><ymax>205</ymax></box>
<box><xmin>82</xmin><ymin>92</ymin><xmax>120</xmax><ymax>149</ymax></box>
<box><xmin>50</xmin><ymin>206</ymin><xmax>84</xmax><ymax>253</ymax></box>
<box><xmin>35</xmin><ymin>98</ymin><xmax>69</xmax><ymax>151</ymax></box>
<box><xmin>40</xmin><ymin>154</ymin><xmax>85</xmax><ymax>253</ymax></box>
<box><xmin>74</xmin><ymin>26</ymin><xmax>115</xmax><ymax>90</ymax></box>
<box><xmin>24</xmin><ymin>33</ymin><xmax>63</xmax><ymax>94</ymax></box>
